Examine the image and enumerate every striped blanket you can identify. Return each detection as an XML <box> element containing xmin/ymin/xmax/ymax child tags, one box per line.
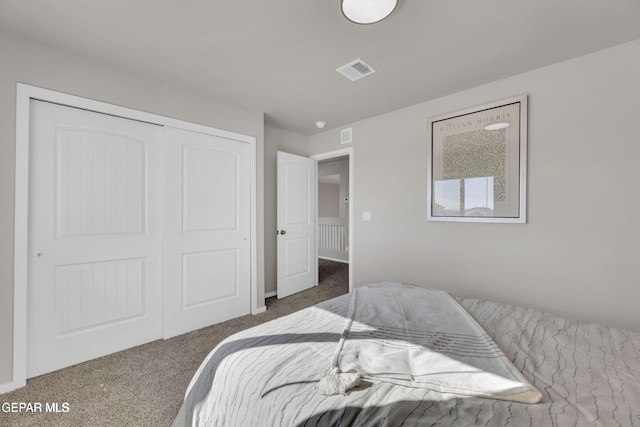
<box><xmin>329</xmin><ymin>283</ymin><xmax>541</xmax><ymax>403</ymax></box>
<box><xmin>173</xmin><ymin>284</ymin><xmax>640</xmax><ymax>426</ymax></box>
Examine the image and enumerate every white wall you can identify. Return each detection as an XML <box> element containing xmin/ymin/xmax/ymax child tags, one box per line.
<box><xmin>0</xmin><ymin>31</ymin><xmax>265</xmax><ymax>387</ymax></box>
<box><xmin>319</xmin><ymin>183</ymin><xmax>340</xmax><ymax>217</ymax></box>
<box><xmin>264</xmin><ymin>126</ymin><xmax>309</xmax><ymax>295</ymax></box>
<box><xmin>309</xmin><ymin>39</ymin><xmax>640</xmax><ymax>331</ymax></box>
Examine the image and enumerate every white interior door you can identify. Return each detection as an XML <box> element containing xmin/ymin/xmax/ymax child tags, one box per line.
<box><xmin>163</xmin><ymin>127</ymin><xmax>251</xmax><ymax>338</ymax></box>
<box><xmin>28</xmin><ymin>100</ymin><xmax>163</xmax><ymax>377</ymax></box>
<box><xmin>277</xmin><ymin>151</ymin><xmax>317</xmax><ymax>298</ymax></box>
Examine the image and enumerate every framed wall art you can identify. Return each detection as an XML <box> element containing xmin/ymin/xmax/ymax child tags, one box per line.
<box><xmin>427</xmin><ymin>95</ymin><xmax>527</xmax><ymax>223</ymax></box>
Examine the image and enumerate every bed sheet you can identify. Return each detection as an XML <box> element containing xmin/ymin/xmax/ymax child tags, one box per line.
<box><xmin>173</xmin><ymin>290</ymin><xmax>640</xmax><ymax>427</ymax></box>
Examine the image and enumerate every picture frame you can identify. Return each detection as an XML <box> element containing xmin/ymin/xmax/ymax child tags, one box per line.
<box><xmin>427</xmin><ymin>95</ymin><xmax>527</xmax><ymax>223</ymax></box>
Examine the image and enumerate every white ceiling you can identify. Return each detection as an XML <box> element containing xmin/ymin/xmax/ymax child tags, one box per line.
<box><xmin>2</xmin><ymin>0</ymin><xmax>640</xmax><ymax>135</ymax></box>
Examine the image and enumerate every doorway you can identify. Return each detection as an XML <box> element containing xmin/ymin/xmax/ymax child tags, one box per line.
<box><xmin>317</xmin><ymin>157</ymin><xmax>349</xmax><ymax>263</ymax></box>
<box><xmin>311</xmin><ymin>148</ymin><xmax>353</xmax><ymax>292</ymax></box>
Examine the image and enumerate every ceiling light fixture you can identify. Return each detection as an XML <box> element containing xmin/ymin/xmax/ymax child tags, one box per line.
<box><xmin>341</xmin><ymin>0</ymin><xmax>398</xmax><ymax>25</ymax></box>
<box><xmin>484</xmin><ymin>122</ymin><xmax>510</xmax><ymax>131</ymax></box>
<box><xmin>315</xmin><ymin>121</ymin><xmax>327</xmax><ymax>129</ymax></box>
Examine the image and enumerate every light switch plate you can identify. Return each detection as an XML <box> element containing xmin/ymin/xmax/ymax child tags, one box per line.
<box><xmin>362</xmin><ymin>211</ymin><xmax>371</xmax><ymax>221</ymax></box>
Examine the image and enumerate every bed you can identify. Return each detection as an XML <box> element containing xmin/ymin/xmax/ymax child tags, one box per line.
<box><xmin>173</xmin><ymin>282</ymin><xmax>640</xmax><ymax>426</ymax></box>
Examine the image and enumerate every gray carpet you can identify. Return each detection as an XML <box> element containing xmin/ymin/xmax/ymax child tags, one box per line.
<box><xmin>0</xmin><ymin>259</ymin><xmax>348</xmax><ymax>427</ymax></box>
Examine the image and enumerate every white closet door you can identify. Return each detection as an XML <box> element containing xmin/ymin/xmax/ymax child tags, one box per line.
<box><xmin>163</xmin><ymin>127</ymin><xmax>251</xmax><ymax>338</ymax></box>
<box><xmin>28</xmin><ymin>100</ymin><xmax>163</xmax><ymax>378</ymax></box>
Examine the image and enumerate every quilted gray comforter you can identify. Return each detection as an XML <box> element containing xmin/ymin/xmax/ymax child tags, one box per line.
<box><xmin>173</xmin><ymin>292</ymin><xmax>640</xmax><ymax>426</ymax></box>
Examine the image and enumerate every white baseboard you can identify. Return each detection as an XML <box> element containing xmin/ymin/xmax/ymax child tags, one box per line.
<box><xmin>265</xmin><ymin>291</ymin><xmax>277</xmax><ymax>298</ymax></box>
<box><xmin>0</xmin><ymin>379</ymin><xmax>24</xmax><ymax>394</ymax></box>
<box><xmin>319</xmin><ymin>256</ymin><xmax>349</xmax><ymax>264</ymax></box>
<box><xmin>252</xmin><ymin>305</ymin><xmax>267</xmax><ymax>314</ymax></box>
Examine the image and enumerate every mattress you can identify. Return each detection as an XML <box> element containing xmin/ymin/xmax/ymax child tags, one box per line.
<box><xmin>173</xmin><ymin>288</ymin><xmax>640</xmax><ymax>426</ymax></box>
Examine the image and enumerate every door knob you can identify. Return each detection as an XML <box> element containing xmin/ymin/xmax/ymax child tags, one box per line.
<box><xmin>279</xmin><ymin>230</ymin><xmax>287</xmax><ymax>235</ymax></box>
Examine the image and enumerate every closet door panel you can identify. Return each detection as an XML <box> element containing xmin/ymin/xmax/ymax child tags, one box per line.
<box><xmin>163</xmin><ymin>126</ymin><xmax>251</xmax><ymax>338</ymax></box>
<box><xmin>27</xmin><ymin>100</ymin><xmax>163</xmax><ymax>378</ymax></box>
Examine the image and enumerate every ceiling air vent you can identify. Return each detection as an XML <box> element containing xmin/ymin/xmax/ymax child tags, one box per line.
<box><xmin>337</xmin><ymin>58</ymin><xmax>376</xmax><ymax>82</ymax></box>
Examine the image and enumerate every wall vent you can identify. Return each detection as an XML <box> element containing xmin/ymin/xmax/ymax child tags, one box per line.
<box><xmin>336</xmin><ymin>58</ymin><xmax>376</xmax><ymax>82</ymax></box>
<box><xmin>341</xmin><ymin>128</ymin><xmax>353</xmax><ymax>144</ymax></box>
